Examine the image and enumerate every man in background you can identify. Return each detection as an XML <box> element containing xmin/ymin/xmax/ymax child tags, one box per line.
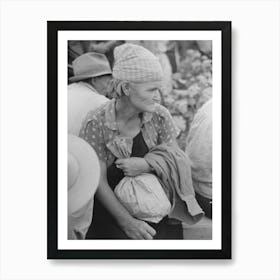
<box><xmin>186</xmin><ymin>99</ymin><xmax>212</xmax><ymax>218</ymax></box>
<box><xmin>68</xmin><ymin>52</ymin><xmax>112</xmax><ymax>135</ymax></box>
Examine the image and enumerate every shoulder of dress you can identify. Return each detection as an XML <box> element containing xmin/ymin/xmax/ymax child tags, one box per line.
<box><xmin>153</xmin><ymin>104</ymin><xmax>170</xmax><ymax>118</ymax></box>
<box><xmin>84</xmin><ymin>102</ymin><xmax>109</xmax><ymax>124</ymax></box>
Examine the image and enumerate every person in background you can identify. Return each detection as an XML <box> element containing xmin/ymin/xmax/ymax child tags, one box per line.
<box><xmin>68</xmin><ymin>135</ymin><xmax>100</xmax><ymax>239</ymax></box>
<box><xmin>69</xmin><ymin>52</ymin><xmax>112</xmax><ymax>97</ymax></box>
<box><xmin>68</xmin><ymin>52</ymin><xmax>112</xmax><ymax>136</ymax></box>
<box><xmin>67</xmin><ymin>53</ymin><xmax>112</xmax><ymax>237</ymax></box>
<box><xmin>186</xmin><ymin>99</ymin><xmax>212</xmax><ymax>218</ymax></box>
<box><xmin>89</xmin><ymin>40</ymin><xmax>124</xmax><ymax>67</ymax></box>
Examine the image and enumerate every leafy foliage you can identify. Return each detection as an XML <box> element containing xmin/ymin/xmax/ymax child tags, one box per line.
<box><xmin>164</xmin><ymin>48</ymin><xmax>212</xmax><ymax>150</ymax></box>
<box><xmin>68</xmin><ymin>40</ymin><xmax>212</xmax><ymax>150</ymax></box>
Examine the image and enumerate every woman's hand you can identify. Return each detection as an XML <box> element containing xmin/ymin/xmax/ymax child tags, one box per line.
<box><xmin>119</xmin><ymin>216</ymin><xmax>157</xmax><ymax>240</ymax></box>
<box><xmin>115</xmin><ymin>157</ymin><xmax>151</xmax><ymax>176</ymax></box>
<box><xmin>96</xmin><ymin>160</ymin><xmax>156</xmax><ymax>239</ymax></box>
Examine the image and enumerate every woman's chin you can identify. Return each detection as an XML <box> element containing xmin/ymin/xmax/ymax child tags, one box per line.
<box><xmin>143</xmin><ymin>104</ymin><xmax>156</xmax><ymax>113</ymax></box>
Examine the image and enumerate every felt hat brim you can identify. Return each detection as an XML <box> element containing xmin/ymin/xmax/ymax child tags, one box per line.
<box><xmin>69</xmin><ymin>70</ymin><xmax>112</xmax><ymax>83</ymax></box>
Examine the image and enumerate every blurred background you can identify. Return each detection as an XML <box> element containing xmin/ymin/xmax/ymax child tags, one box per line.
<box><xmin>68</xmin><ymin>40</ymin><xmax>212</xmax><ymax>150</ymax></box>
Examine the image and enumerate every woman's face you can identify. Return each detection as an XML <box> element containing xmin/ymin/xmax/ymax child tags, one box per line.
<box><xmin>128</xmin><ymin>81</ymin><xmax>162</xmax><ymax>113</ymax></box>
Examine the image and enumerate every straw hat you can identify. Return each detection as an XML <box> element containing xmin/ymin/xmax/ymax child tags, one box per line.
<box><xmin>68</xmin><ymin>134</ymin><xmax>100</xmax><ymax>214</ymax></box>
<box><xmin>69</xmin><ymin>52</ymin><xmax>112</xmax><ymax>83</ymax></box>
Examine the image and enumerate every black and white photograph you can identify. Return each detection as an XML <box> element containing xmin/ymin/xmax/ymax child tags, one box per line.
<box><xmin>48</xmin><ymin>21</ymin><xmax>231</xmax><ymax>259</ymax></box>
<box><xmin>3</xmin><ymin>0</ymin><xmax>280</xmax><ymax>278</ymax></box>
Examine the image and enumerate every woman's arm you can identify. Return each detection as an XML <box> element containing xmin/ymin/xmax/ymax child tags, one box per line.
<box><xmin>115</xmin><ymin>157</ymin><xmax>152</xmax><ymax>177</ymax></box>
<box><xmin>96</xmin><ymin>160</ymin><xmax>156</xmax><ymax>239</ymax></box>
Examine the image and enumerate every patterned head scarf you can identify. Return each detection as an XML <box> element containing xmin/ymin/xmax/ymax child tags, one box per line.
<box><xmin>112</xmin><ymin>43</ymin><xmax>163</xmax><ymax>83</ymax></box>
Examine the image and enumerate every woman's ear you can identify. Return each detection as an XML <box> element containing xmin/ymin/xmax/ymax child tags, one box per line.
<box><xmin>121</xmin><ymin>82</ymin><xmax>130</xmax><ymax>96</ymax></box>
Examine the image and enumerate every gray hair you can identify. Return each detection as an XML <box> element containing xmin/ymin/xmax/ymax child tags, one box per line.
<box><xmin>108</xmin><ymin>78</ymin><xmax>130</xmax><ymax>99</ymax></box>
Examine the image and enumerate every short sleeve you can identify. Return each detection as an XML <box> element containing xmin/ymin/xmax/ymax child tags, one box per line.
<box><xmin>79</xmin><ymin>116</ymin><xmax>107</xmax><ymax>163</ymax></box>
<box><xmin>157</xmin><ymin>106</ymin><xmax>179</xmax><ymax>145</ymax></box>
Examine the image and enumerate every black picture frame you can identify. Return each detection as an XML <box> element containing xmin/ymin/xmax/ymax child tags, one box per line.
<box><xmin>47</xmin><ymin>21</ymin><xmax>231</xmax><ymax>259</ymax></box>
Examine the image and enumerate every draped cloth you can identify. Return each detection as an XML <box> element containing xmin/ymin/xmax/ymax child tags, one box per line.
<box><xmin>144</xmin><ymin>144</ymin><xmax>204</xmax><ymax>225</ymax></box>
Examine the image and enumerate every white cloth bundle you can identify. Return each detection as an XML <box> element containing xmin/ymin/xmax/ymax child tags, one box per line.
<box><xmin>114</xmin><ymin>173</ymin><xmax>171</xmax><ymax>223</ymax></box>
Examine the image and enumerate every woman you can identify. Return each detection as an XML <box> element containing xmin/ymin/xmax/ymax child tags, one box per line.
<box><xmin>79</xmin><ymin>43</ymin><xmax>183</xmax><ymax>239</ymax></box>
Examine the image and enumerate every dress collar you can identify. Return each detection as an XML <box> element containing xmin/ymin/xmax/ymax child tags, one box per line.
<box><xmin>104</xmin><ymin>99</ymin><xmax>153</xmax><ymax>130</ymax></box>
<box><xmin>104</xmin><ymin>99</ymin><xmax>118</xmax><ymax>130</ymax></box>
